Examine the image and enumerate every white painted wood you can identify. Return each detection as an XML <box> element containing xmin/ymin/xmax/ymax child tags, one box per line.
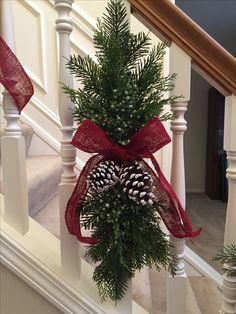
<box><xmin>0</xmin><ymin>0</ymin><xmax>15</xmax><ymax>51</ymax></box>
<box><xmin>55</xmin><ymin>0</ymin><xmax>81</xmax><ymax>279</ymax></box>
<box><xmin>0</xmin><ymin>198</ymin><xmax>149</xmax><ymax>314</ymax></box>
<box><xmin>221</xmin><ymin>94</ymin><xmax>236</xmax><ymax>314</ymax></box>
<box><xmin>167</xmin><ymin>43</ymin><xmax>191</xmax><ymax>314</ymax></box>
<box><xmin>1</xmin><ymin>134</ymin><xmax>29</xmax><ymax>234</ymax></box>
<box><xmin>170</xmin><ymin>43</ymin><xmax>191</xmax><ymax>102</ymax></box>
<box><xmin>0</xmin><ymin>0</ymin><xmax>29</xmax><ymax>235</ymax></box>
<box><xmin>185</xmin><ymin>246</ymin><xmax>223</xmax><ymax>288</ymax></box>
<box><xmin>160</xmin><ymin>46</ymin><xmax>172</xmax><ymax>182</ymax></box>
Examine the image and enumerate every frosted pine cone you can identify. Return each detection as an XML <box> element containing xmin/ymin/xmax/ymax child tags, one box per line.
<box><xmin>120</xmin><ymin>161</ymin><xmax>154</xmax><ymax>205</ymax></box>
<box><xmin>88</xmin><ymin>160</ymin><xmax>120</xmax><ymax>193</ymax></box>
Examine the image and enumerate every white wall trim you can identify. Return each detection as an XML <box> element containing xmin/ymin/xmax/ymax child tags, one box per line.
<box><xmin>30</xmin><ymin>96</ymin><xmax>61</xmax><ymax>127</ymax></box>
<box><xmin>48</xmin><ymin>0</ymin><xmax>96</xmax><ymax>38</ymax></box>
<box><xmin>72</xmin><ymin>3</ymin><xmax>97</xmax><ymax>32</ymax></box>
<box><xmin>70</xmin><ymin>37</ymin><xmax>97</xmax><ymax>62</ymax></box>
<box><xmin>20</xmin><ymin>111</ymin><xmax>85</xmax><ymax>171</ymax></box>
<box><xmin>71</xmin><ymin>13</ymin><xmax>94</xmax><ymax>40</ymax></box>
<box><xmin>21</xmin><ymin>112</ymin><xmax>61</xmax><ymax>153</ymax></box>
<box><xmin>0</xmin><ymin>231</ymin><xmax>105</xmax><ymax>314</ymax></box>
<box><xmin>185</xmin><ymin>246</ymin><xmax>223</xmax><ymax>289</ymax></box>
<box><xmin>20</xmin><ymin>0</ymin><xmax>48</xmax><ymax>93</ymax></box>
<box><xmin>0</xmin><ymin>211</ymin><xmax>148</xmax><ymax>314</ymax></box>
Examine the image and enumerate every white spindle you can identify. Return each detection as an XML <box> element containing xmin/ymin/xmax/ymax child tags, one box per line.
<box><xmin>55</xmin><ymin>0</ymin><xmax>81</xmax><ymax>278</ymax></box>
<box><xmin>167</xmin><ymin>43</ymin><xmax>191</xmax><ymax>314</ymax></box>
<box><xmin>221</xmin><ymin>94</ymin><xmax>236</xmax><ymax>314</ymax></box>
<box><xmin>0</xmin><ymin>0</ymin><xmax>29</xmax><ymax>234</ymax></box>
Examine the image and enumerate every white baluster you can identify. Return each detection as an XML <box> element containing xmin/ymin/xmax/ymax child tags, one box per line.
<box><xmin>167</xmin><ymin>43</ymin><xmax>191</xmax><ymax>314</ymax></box>
<box><xmin>220</xmin><ymin>94</ymin><xmax>236</xmax><ymax>314</ymax></box>
<box><xmin>0</xmin><ymin>0</ymin><xmax>29</xmax><ymax>234</ymax></box>
<box><xmin>55</xmin><ymin>0</ymin><xmax>81</xmax><ymax>278</ymax></box>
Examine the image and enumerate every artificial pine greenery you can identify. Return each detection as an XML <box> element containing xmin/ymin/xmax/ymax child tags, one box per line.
<box><xmin>64</xmin><ymin>0</ymin><xmax>179</xmax><ymax>302</ymax></box>
<box><xmin>213</xmin><ymin>245</ymin><xmax>236</xmax><ymax>277</ymax></box>
<box><xmin>80</xmin><ymin>184</ymin><xmax>177</xmax><ymax>302</ymax></box>
<box><xmin>63</xmin><ymin>0</ymin><xmax>177</xmax><ymax>146</ymax></box>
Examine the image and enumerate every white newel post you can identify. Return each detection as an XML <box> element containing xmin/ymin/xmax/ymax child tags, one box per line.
<box><xmin>167</xmin><ymin>43</ymin><xmax>191</xmax><ymax>314</ymax></box>
<box><xmin>55</xmin><ymin>0</ymin><xmax>81</xmax><ymax>278</ymax></box>
<box><xmin>221</xmin><ymin>94</ymin><xmax>236</xmax><ymax>314</ymax></box>
<box><xmin>0</xmin><ymin>0</ymin><xmax>29</xmax><ymax>234</ymax></box>
<box><xmin>116</xmin><ymin>1</ymin><xmax>132</xmax><ymax>313</ymax></box>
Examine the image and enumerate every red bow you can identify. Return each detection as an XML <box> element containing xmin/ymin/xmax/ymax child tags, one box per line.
<box><xmin>0</xmin><ymin>36</ymin><xmax>33</xmax><ymax>112</ymax></box>
<box><xmin>65</xmin><ymin>118</ymin><xmax>201</xmax><ymax>244</ymax></box>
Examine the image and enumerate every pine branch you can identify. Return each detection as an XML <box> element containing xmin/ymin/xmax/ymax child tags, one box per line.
<box><xmin>66</xmin><ymin>55</ymin><xmax>101</xmax><ymax>96</ymax></box>
<box><xmin>104</xmin><ymin>0</ymin><xmax>129</xmax><ymax>33</ymax></box>
<box><xmin>80</xmin><ymin>184</ymin><xmax>177</xmax><ymax>301</ymax></box>
<box><xmin>213</xmin><ymin>245</ymin><xmax>236</xmax><ymax>277</ymax></box>
<box><xmin>64</xmin><ymin>0</ymin><xmax>179</xmax><ymax>145</ymax></box>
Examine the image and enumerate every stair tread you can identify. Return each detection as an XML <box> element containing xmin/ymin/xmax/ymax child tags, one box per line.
<box><xmin>26</xmin><ymin>155</ymin><xmax>62</xmax><ymax>216</ymax></box>
<box><xmin>189</xmin><ymin>276</ymin><xmax>222</xmax><ymax>314</ymax></box>
<box><xmin>26</xmin><ymin>155</ymin><xmax>61</xmax><ymax>183</ymax></box>
<box><xmin>33</xmin><ymin>192</ymin><xmax>60</xmax><ymax>238</ymax></box>
<box><xmin>0</xmin><ymin>155</ymin><xmax>61</xmax><ymax>190</ymax></box>
<box><xmin>149</xmin><ymin>268</ymin><xmax>201</xmax><ymax>314</ymax></box>
<box><xmin>1</xmin><ymin>155</ymin><xmax>62</xmax><ymax>216</ymax></box>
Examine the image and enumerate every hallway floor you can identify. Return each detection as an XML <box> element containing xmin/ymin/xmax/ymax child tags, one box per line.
<box><xmin>186</xmin><ymin>193</ymin><xmax>227</xmax><ymax>273</ymax></box>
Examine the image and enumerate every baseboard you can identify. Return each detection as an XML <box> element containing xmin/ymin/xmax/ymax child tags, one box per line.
<box><xmin>0</xmin><ymin>203</ymin><xmax>148</xmax><ymax>314</ymax></box>
<box><xmin>1</xmin><ymin>228</ymin><xmax>104</xmax><ymax>314</ymax></box>
<box><xmin>185</xmin><ymin>246</ymin><xmax>223</xmax><ymax>289</ymax></box>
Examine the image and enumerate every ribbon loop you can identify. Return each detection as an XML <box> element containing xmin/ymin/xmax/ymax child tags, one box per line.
<box><xmin>127</xmin><ymin>117</ymin><xmax>171</xmax><ymax>156</ymax></box>
<box><xmin>66</xmin><ymin>118</ymin><xmax>201</xmax><ymax>243</ymax></box>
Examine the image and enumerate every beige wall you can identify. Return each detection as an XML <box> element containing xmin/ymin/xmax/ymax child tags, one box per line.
<box><xmin>185</xmin><ymin>71</ymin><xmax>211</xmax><ymax>192</ymax></box>
<box><xmin>177</xmin><ymin>0</ymin><xmax>236</xmax><ymax>192</ymax></box>
<box><xmin>76</xmin><ymin>0</ymin><xmax>108</xmax><ymax>19</ymax></box>
<box><xmin>0</xmin><ymin>264</ymin><xmax>63</xmax><ymax>314</ymax></box>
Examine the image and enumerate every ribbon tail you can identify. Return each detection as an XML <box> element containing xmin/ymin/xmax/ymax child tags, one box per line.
<box><xmin>65</xmin><ymin>154</ymin><xmax>103</xmax><ymax>244</ymax></box>
<box><xmin>150</xmin><ymin>155</ymin><xmax>202</xmax><ymax>238</ymax></box>
<box><xmin>0</xmin><ymin>36</ymin><xmax>34</xmax><ymax>112</ymax></box>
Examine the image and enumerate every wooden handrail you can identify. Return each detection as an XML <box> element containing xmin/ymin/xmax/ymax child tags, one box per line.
<box><xmin>129</xmin><ymin>0</ymin><xmax>236</xmax><ymax>95</ymax></box>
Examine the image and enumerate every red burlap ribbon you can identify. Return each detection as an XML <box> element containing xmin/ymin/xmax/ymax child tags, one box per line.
<box><xmin>65</xmin><ymin>118</ymin><xmax>201</xmax><ymax>244</ymax></box>
<box><xmin>0</xmin><ymin>36</ymin><xmax>33</xmax><ymax>112</ymax></box>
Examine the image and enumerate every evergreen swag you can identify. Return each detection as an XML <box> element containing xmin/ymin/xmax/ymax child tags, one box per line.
<box><xmin>63</xmin><ymin>0</ymin><xmax>179</xmax><ymax>302</ymax></box>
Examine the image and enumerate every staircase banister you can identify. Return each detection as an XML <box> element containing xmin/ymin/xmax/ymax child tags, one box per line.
<box><xmin>129</xmin><ymin>0</ymin><xmax>236</xmax><ymax>96</ymax></box>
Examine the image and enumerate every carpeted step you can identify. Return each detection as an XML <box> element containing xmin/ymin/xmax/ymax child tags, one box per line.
<box><xmin>33</xmin><ymin>190</ymin><xmax>60</xmax><ymax>237</ymax></box>
<box><xmin>27</xmin><ymin>156</ymin><xmax>62</xmax><ymax>216</ymax></box>
<box><xmin>0</xmin><ymin>155</ymin><xmax>62</xmax><ymax>216</ymax></box>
